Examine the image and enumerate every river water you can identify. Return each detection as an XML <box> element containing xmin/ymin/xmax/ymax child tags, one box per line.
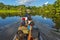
<box><xmin>0</xmin><ymin>16</ymin><xmax>20</xmax><ymax>27</ymax></box>
<box><xmin>0</xmin><ymin>16</ymin><xmax>55</xmax><ymax>40</ymax></box>
<box><xmin>0</xmin><ymin>16</ymin><xmax>54</xmax><ymax>30</ymax></box>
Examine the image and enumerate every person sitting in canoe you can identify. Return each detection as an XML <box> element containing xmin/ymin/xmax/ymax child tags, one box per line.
<box><xmin>25</xmin><ymin>8</ymin><xmax>32</xmax><ymax>20</ymax></box>
<box><xmin>25</xmin><ymin>8</ymin><xmax>34</xmax><ymax>30</ymax></box>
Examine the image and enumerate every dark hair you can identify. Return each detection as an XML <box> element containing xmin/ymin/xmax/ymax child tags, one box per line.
<box><xmin>17</xmin><ymin>30</ymin><xmax>24</xmax><ymax>40</ymax></box>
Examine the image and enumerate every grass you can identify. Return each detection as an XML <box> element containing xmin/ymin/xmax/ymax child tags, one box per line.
<box><xmin>0</xmin><ymin>10</ymin><xmax>20</xmax><ymax>13</ymax></box>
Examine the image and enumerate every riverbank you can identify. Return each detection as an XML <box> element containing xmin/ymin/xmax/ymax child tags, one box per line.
<box><xmin>0</xmin><ymin>10</ymin><xmax>20</xmax><ymax>13</ymax></box>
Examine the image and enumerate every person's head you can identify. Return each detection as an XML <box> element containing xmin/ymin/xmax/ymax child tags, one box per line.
<box><xmin>26</xmin><ymin>9</ymin><xmax>31</xmax><ymax>13</ymax></box>
<box><xmin>17</xmin><ymin>30</ymin><xmax>24</xmax><ymax>40</ymax></box>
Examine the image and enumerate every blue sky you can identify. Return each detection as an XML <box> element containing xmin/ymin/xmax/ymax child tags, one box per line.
<box><xmin>0</xmin><ymin>0</ymin><xmax>56</xmax><ymax>6</ymax></box>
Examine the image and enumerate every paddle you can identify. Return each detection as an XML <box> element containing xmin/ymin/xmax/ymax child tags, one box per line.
<box><xmin>28</xmin><ymin>26</ymin><xmax>33</xmax><ymax>40</ymax></box>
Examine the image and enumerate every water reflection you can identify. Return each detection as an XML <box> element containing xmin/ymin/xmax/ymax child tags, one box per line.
<box><xmin>32</xmin><ymin>16</ymin><xmax>54</xmax><ymax>27</ymax></box>
<box><xmin>0</xmin><ymin>16</ymin><xmax>20</xmax><ymax>27</ymax></box>
<box><xmin>0</xmin><ymin>16</ymin><xmax>54</xmax><ymax>28</ymax></box>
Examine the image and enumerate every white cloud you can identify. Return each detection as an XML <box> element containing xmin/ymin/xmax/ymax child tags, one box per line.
<box><xmin>44</xmin><ymin>1</ymin><xmax>48</xmax><ymax>5</ymax></box>
<box><xmin>16</xmin><ymin>0</ymin><xmax>36</xmax><ymax>5</ymax></box>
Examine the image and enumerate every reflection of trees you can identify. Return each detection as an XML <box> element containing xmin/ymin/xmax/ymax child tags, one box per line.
<box><xmin>0</xmin><ymin>13</ymin><xmax>7</xmax><ymax>19</ymax></box>
<box><xmin>0</xmin><ymin>13</ymin><xmax>19</xmax><ymax>19</ymax></box>
<box><xmin>1</xmin><ymin>16</ymin><xmax>6</xmax><ymax>19</ymax></box>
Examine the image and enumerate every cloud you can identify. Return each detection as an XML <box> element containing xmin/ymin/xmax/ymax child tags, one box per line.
<box><xmin>44</xmin><ymin>1</ymin><xmax>48</xmax><ymax>5</ymax></box>
<box><xmin>16</xmin><ymin>0</ymin><xmax>36</xmax><ymax>5</ymax></box>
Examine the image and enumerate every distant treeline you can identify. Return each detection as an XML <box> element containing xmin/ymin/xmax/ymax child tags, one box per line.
<box><xmin>0</xmin><ymin>0</ymin><xmax>60</xmax><ymax>29</ymax></box>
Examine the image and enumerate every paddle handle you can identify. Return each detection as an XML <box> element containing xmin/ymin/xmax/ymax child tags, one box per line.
<box><xmin>28</xmin><ymin>26</ymin><xmax>32</xmax><ymax>40</ymax></box>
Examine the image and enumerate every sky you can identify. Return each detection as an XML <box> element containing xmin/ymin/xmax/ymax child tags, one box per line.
<box><xmin>0</xmin><ymin>0</ymin><xmax>56</xmax><ymax>6</ymax></box>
